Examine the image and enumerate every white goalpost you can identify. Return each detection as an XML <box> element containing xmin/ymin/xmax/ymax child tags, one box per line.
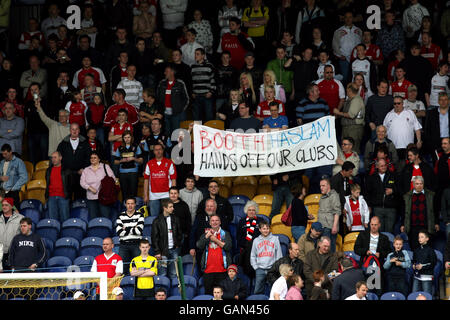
<box><xmin>0</xmin><ymin>272</ymin><xmax>109</xmax><ymax>300</ymax></box>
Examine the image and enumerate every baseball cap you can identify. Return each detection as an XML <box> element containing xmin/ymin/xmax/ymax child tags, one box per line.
<box><xmin>2</xmin><ymin>197</ymin><xmax>14</xmax><ymax>207</ymax></box>
<box><xmin>73</xmin><ymin>291</ymin><xmax>85</xmax><ymax>299</ymax></box>
<box><xmin>112</xmin><ymin>287</ymin><xmax>124</xmax><ymax>296</ymax></box>
<box><xmin>311</xmin><ymin>222</ymin><xmax>323</xmax><ymax>232</ymax></box>
<box><xmin>245</xmin><ymin>51</ymin><xmax>254</xmax><ymax>58</ymax></box>
<box><xmin>408</xmin><ymin>85</ymin><xmax>418</xmax><ymax>92</ymax></box>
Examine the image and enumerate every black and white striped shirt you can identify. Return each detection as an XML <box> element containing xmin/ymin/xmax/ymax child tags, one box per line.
<box><xmin>115</xmin><ymin>211</ymin><xmax>145</xmax><ymax>243</ymax></box>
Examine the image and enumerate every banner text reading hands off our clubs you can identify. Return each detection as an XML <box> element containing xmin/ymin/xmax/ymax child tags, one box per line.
<box><xmin>193</xmin><ymin>116</ymin><xmax>338</xmax><ymax>177</ymax></box>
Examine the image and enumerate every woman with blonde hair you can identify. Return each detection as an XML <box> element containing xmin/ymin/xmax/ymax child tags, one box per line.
<box><xmin>259</xmin><ymin>69</ymin><xmax>286</xmax><ymax>103</ymax></box>
<box><xmin>217</xmin><ymin>88</ymin><xmax>241</xmax><ymax>128</ymax></box>
<box><xmin>239</xmin><ymin>72</ymin><xmax>257</xmax><ymax>113</ymax></box>
<box><xmin>269</xmin><ymin>263</ymin><xmax>294</xmax><ymax>300</ymax></box>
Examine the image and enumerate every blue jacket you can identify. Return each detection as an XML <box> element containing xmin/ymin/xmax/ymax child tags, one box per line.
<box><xmin>0</xmin><ymin>155</ymin><xmax>28</xmax><ymax>191</ymax></box>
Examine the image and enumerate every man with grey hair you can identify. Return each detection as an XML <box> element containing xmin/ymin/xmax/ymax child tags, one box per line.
<box><xmin>303</xmin><ymin>236</ymin><xmax>344</xmax><ymax>297</ymax></box>
<box><xmin>401</xmin><ymin>175</ymin><xmax>439</xmax><ymax>250</ymax></box>
<box><xmin>36</xmin><ymin>97</ymin><xmax>70</xmax><ymax>157</ymax></box>
<box><xmin>0</xmin><ymin>103</ymin><xmax>24</xmax><ymax>155</ymax></box>
<box><xmin>333</xmin><ymin>82</ymin><xmax>365</xmax><ymax>153</ymax></box>
<box><xmin>318</xmin><ymin>178</ymin><xmax>341</xmax><ymax>252</ymax></box>
<box><xmin>364</xmin><ymin>124</ymin><xmax>399</xmax><ymax>171</ymax></box>
<box><xmin>45</xmin><ymin>151</ymin><xmax>72</xmax><ymax>221</ymax></box>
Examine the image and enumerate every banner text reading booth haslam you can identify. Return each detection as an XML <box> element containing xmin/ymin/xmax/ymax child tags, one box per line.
<box><xmin>193</xmin><ymin>116</ymin><xmax>338</xmax><ymax>177</ymax></box>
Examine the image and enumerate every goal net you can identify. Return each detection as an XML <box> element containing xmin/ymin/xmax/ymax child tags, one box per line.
<box><xmin>0</xmin><ymin>272</ymin><xmax>118</xmax><ymax>300</ymax></box>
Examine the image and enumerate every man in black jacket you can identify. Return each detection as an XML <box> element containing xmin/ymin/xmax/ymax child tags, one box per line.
<box><xmin>266</xmin><ymin>242</ymin><xmax>304</xmax><ymax>285</ymax></box>
<box><xmin>331</xmin><ymin>258</ymin><xmax>365</xmax><ymax>300</ymax></box>
<box><xmin>196</xmin><ymin>180</ymin><xmax>234</xmax><ymax>231</ymax></box>
<box><xmin>57</xmin><ymin>123</ymin><xmax>91</xmax><ymax>200</ymax></box>
<box><xmin>354</xmin><ymin>216</ymin><xmax>391</xmax><ymax>267</ymax></box>
<box><xmin>9</xmin><ymin>217</ymin><xmax>46</xmax><ymax>271</ymax></box>
<box><xmin>330</xmin><ymin>161</ymin><xmax>355</xmax><ymax>210</ymax></box>
<box><xmin>399</xmin><ymin>146</ymin><xmax>436</xmax><ymax>195</ymax></box>
<box><xmin>169</xmin><ymin>187</ymin><xmax>191</xmax><ymax>255</ymax></box>
<box><xmin>365</xmin><ymin>159</ymin><xmax>399</xmax><ymax>234</ymax></box>
<box><xmin>156</xmin><ymin>64</ymin><xmax>189</xmax><ymax>136</ymax></box>
<box><xmin>151</xmin><ymin>199</ymin><xmax>183</xmax><ymax>279</ymax></box>
<box><xmin>424</xmin><ymin>92</ymin><xmax>450</xmax><ymax>162</ymax></box>
<box><xmin>45</xmin><ymin>151</ymin><xmax>72</xmax><ymax>222</ymax></box>
<box><xmin>220</xmin><ymin>264</ymin><xmax>248</xmax><ymax>301</ymax></box>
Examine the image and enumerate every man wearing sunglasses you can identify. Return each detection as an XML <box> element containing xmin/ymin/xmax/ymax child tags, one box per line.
<box><xmin>383</xmin><ymin>96</ymin><xmax>422</xmax><ymax>161</ymax></box>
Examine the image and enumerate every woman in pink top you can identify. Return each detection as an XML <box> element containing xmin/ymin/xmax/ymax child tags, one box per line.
<box><xmin>80</xmin><ymin>151</ymin><xmax>117</xmax><ymax>219</ymax></box>
<box><xmin>285</xmin><ymin>274</ymin><xmax>304</xmax><ymax>300</ymax></box>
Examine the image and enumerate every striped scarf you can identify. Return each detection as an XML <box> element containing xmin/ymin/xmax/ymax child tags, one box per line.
<box><xmin>245</xmin><ymin>216</ymin><xmax>258</xmax><ymax>242</ymax></box>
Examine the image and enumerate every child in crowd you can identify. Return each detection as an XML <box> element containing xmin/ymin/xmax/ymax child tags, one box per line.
<box><xmin>310</xmin><ymin>270</ymin><xmax>329</xmax><ymax>300</ymax></box>
<box><xmin>344</xmin><ymin>184</ymin><xmax>370</xmax><ymax>232</ymax></box>
<box><xmin>285</xmin><ymin>274</ymin><xmax>304</xmax><ymax>300</ymax></box>
<box><xmin>383</xmin><ymin>236</ymin><xmax>411</xmax><ymax>296</ymax></box>
<box><xmin>220</xmin><ymin>264</ymin><xmax>248</xmax><ymax>300</ymax></box>
<box><xmin>412</xmin><ymin>230</ymin><xmax>437</xmax><ymax>296</ymax></box>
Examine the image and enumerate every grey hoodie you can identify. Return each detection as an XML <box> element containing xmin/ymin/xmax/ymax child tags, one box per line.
<box><xmin>179</xmin><ymin>187</ymin><xmax>203</xmax><ymax>224</ymax></box>
<box><xmin>0</xmin><ymin>211</ymin><xmax>24</xmax><ymax>254</ymax></box>
<box><xmin>250</xmin><ymin>233</ymin><xmax>283</xmax><ymax>270</ymax></box>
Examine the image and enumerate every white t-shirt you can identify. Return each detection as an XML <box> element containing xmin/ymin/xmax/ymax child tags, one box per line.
<box><xmin>70</xmin><ymin>138</ymin><xmax>80</xmax><ymax>151</ymax></box>
<box><xmin>383</xmin><ymin>109</ymin><xmax>422</xmax><ymax>149</ymax></box>
<box><xmin>345</xmin><ymin>294</ymin><xmax>367</xmax><ymax>300</ymax></box>
<box><xmin>269</xmin><ymin>276</ymin><xmax>288</xmax><ymax>300</ymax></box>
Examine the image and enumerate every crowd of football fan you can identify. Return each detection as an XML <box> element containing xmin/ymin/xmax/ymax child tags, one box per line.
<box><xmin>0</xmin><ymin>0</ymin><xmax>449</xmax><ymax>301</ymax></box>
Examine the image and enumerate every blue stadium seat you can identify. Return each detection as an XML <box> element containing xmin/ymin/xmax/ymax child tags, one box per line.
<box><xmin>192</xmin><ymin>295</ymin><xmax>213</xmax><ymax>300</ymax></box>
<box><xmin>70</xmin><ymin>207</ymin><xmax>90</xmax><ymax>223</ymax></box>
<box><xmin>407</xmin><ymin>291</ymin><xmax>432</xmax><ymax>300</ymax></box>
<box><xmin>366</xmin><ymin>292</ymin><xmax>379</xmax><ymax>300</ymax></box>
<box><xmin>256</xmin><ymin>214</ymin><xmax>270</xmax><ymax>225</ymax></box>
<box><xmin>167</xmin><ymin>295</ymin><xmax>182</xmax><ymax>300</ymax></box>
<box><xmin>170</xmin><ymin>275</ymin><xmax>197</xmax><ymax>299</ymax></box>
<box><xmin>237</xmin><ymin>272</ymin><xmax>251</xmax><ymax>296</ymax></box>
<box><xmin>182</xmin><ymin>254</ymin><xmax>200</xmax><ymax>280</ymax></box>
<box><xmin>87</xmin><ymin>217</ymin><xmax>113</xmax><ymax>239</ymax></box>
<box><xmin>134</xmin><ymin>197</ymin><xmax>145</xmax><ymax>208</ymax></box>
<box><xmin>154</xmin><ymin>276</ymin><xmax>171</xmax><ymax>293</ymax></box>
<box><xmin>120</xmin><ymin>276</ymin><xmax>136</xmax><ymax>300</ymax></box>
<box><xmin>229</xmin><ymin>195</ymin><xmax>249</xmax><ymax>224</ymax></box>
<box><xmin>42</xmin><ymin>207</ymin><xmax>50</xmax><ymax>219</ymax></box>
<box><xmin>380</xmin><ymin>292</ymin><xmax>406</xmax><ymax>300</ymax></box>
<box><xmin>53</xmin><ymin>237</ymin><xmax>80</xmax><ymax>261</ymax></box>
<box><xmin>228</xmin><ymin>222</ymin><xmax>238</xmax><ymax>255</ymax></box>
<box><xmin>79</xmin><ymin>237</ymin><xmax>103</xmax><ymax>257</ymax></box>
<box><xmin>246</xmin><ymin>294</ymin><xmax>269</xmax><ymax>300</ymax></box>
<box><xmin>381</xmin><ymin>232</ymin><xmax>395</xmax><ymax>243</ymax></box>
<box><xmin>20</xmin><ymin>199</ymin><xmax>43</xmax><ymax>213</ymax></box>
<box><xmin>61</xmin><ymin>218</ymin><xmax>87</xmax><ymax>242</ymax></box>
<box><xmin>36</xmin><ymin>219</ymin><xmax>60</xmax><ymax>243</ymax></box>
<box><xmin>197</xmin><ymin>276</ymin><xmax>205</xmax><ymax>295</ymax></box>
<box><xmin>71</xmin><ymin>199</ymin><xmax>88</xmax><ymax>209</ymax></box>
<box><xmin>112</xmin><ymin>236</ymin><xmax>120</xmax><ymax>254</ymax></box>
<box><xmin>143</xmin><ymin>216</ymin><xmax>155</xmax><ymax>237</ymax></box>
<box><xmin>274</xmin><ymin>234</ymin><xmax>290</xmax><ymax>256</ymax></box>
<box><xmin>21</xmin><ymin>208</ymin><xmax>41</xmax><ymax>226</ymax></box>
<box><xmin>46</xmin><ymin>256</ymin><xmax>72</xmax><ymax>272</ymax></box>
<box><xmin>42</xmin><ymin>237</ymin><xmax>54</xmax><ymax>256</ymax></box>
<box><xmin>433</xmin><ymin>250</ymin><xmax>443</xmax><ymax>296</ymax></box>
<box><xmin>74</xmin><ymin>256</ymin><xmax>95</xmax><ymax>272</ymax></box>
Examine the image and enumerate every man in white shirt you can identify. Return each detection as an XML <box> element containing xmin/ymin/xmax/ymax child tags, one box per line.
<box><xmin>345</xmin><ymin>281</ymin><xmax>368</xmax><ymax>300</ymax></box>
<box><xmin>428</xmin><ymin>62</ymin><xmax>449</xmax><ymax>110</ymax></box>
<box><xmin>180</xmin><ymin>28</ymin><xmax>204</xmax><ymax>67</ymax></box>
<box><xmin>332</xmin><ymin>11</ymin><xmax>362</xmax><ymax>84</ymax></box>
<box><xmin>41</xmin><ymin>3</ymin><xmax>66</xmax><ymax>39</ymax></box>
<box><xmin>383</xmin><ymin>96</ymin><xmax>422</xmax><ymax>160</ymax></box>
<box><xmin>116</xmin><ymin>65</ymin><xmax>144</xmax><ymax>109</ymax></box>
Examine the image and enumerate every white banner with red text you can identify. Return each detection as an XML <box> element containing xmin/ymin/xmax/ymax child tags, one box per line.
<box><xmin>193</xmin><ymin>116</ymin><xmax>338</xmax><ymax>177</ymax></box>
